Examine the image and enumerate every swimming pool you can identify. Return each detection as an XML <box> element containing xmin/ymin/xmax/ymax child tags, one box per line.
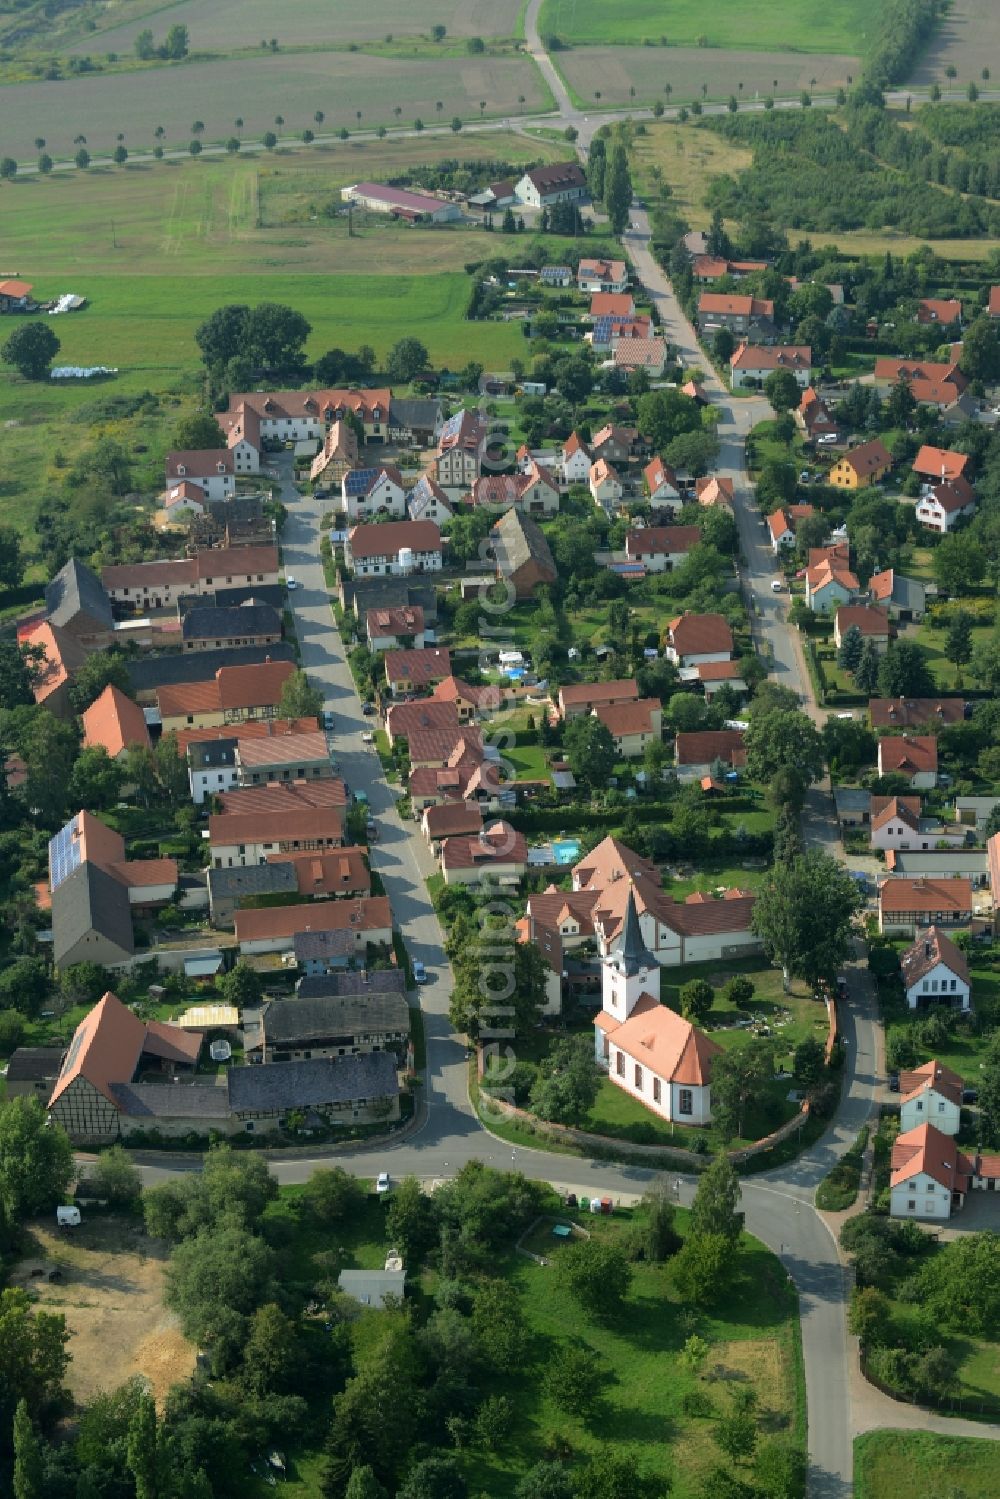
<box><xmin>552</xmin><ymin>839</ymin><xmax>581</xmax><ymax>865</ymax></box>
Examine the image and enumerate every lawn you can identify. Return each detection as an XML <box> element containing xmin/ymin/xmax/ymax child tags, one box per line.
<box><xmin>539</xmin><ymin>0</ymin><xmax>873</xmax><ymax>53</ymax></box>
<box><xmin>0</xmin><ymin>51</ymin><xmax>551</xmax><ymax>160</ymax></box>
<box><xmin>0</xmin><ymin>132</ymin><xmax>567</xmax><ymax>276</ymax></box>
<box><xmin>502</xmin><ymin>742</ymin><xmax>552</xmax><ymax>782</ymax></box>
<box><xmin>879</xmin><ymin>951</ymin><xmax>1000</xmax><ymax>1084</ymax></box>
<box><xmin>554</xmin><ymin>44</ymin><xmax>859</xmax><ymax>110</ymax></box>
<box><xmin>907</xmin><ymin>616</ymin><xmax>994</xmax><ymax>692</ymax></box>
<box><xmin>855</xmin><ymin>1431</ymin><xmax>1000</xmax><ymax>1499</ymax></box>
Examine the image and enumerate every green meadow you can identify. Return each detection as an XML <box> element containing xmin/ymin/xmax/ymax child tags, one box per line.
<box><xmin>539</xmin><ymin>0</ymin><xmax>874</xmax><ymax>53</ymax></box>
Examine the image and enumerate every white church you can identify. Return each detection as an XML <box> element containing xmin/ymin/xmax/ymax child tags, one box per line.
<box><xmin>594</xmin><ymin>888</ymin><xmax>721</xmax><ymax>1126</ymax></box>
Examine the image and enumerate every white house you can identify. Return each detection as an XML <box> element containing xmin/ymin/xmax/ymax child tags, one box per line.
<box><xmin>341</xmin><ymin>464</ymin><xmax>406</xmax><ymax>522</ymax></box>
<box><xmin>577</xmin><ymin>258</ymin><xmax>628</xmax><ymax>293</ymax></box>
<box><xmin>805</xmin><ymin>560</ymin><xmax>858</xmax><ymax>613</ymax></box>
<box><xmin>514</xmin><ymin>162</ymin><xmax>587</xmax><ymax>208</ymax></box>
<box><xmin>344</xmin><ymin>520</ymin><xmax>443</xmax><ymax>578</ymax></box>
<box><xmin>644</xmin><ymin>458</ymin><xmax>683</xmax><ymax>511</ymax></box>
<box><xmin>593</xmin><ymin>890</ymin><xmax>721</xmax><ymax>1125</ymax></box>
<box><xmin>625</xmin><ymin>526</ymin><xmax>701</xmax><ymax>573</ymax></box>
<box><xmin>889</xmin><ymin>1122</ymin><xmax>970</xmax><ymax>1220</ymax></box>
<box><xmin>877</xmin><ymin>735</ymin><xmax>938</xmax><ymax>790</ymax></box>
<box><xmin>900</xmin><ymin>926</ymin><xmax>971</xmax><ymax>1011</ymax></box>
<box><xmin>589</xmin><ymin>458</ymin><xmax>623</xmax><ymax>511</ymax></box>
<box><xmin>165</xmin><ymin>450</ymin><xmax>235</xmax><ymax>503</ymax></box>
<box><xmin>408</xmin><ymin>473</ymin><xmax>454</xmax><ymax>527</ymax></box>
<box><xmin>665</xmin><ymin>613</ymin><xmax>734</xmax><ymax>668</ymax></box>
<box><xmin>899</xmin><ymin>1060</ymin><xmax>963</xmax><ymax>1136</ymax></box>
<box><xmin>561</xmin><ymin>432</ymin><xmax>593</xmax><ymax>486</ymax></box>
<box><xmin>915</xmin><ymin>477</ymin><xmax>977</xmax><ymax>534</ymax></box>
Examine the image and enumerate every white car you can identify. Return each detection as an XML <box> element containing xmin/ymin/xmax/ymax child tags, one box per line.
<box><xmin>376</xmin><ymin>1172</ymin><xmax>391</xmax><ymax>1195</ymax></box>
<box><xmin>285</xmin><ymin>576</ymin><xmax>299</xmax><ymax>590</ymax></box>
<box><xmin>361</xmin><ymin>731</ymin><xmax>374</xmax><ymax>744</ymax></box>
<box><xmin>770</xmin><ymin>579</ymin><xmax>783</xmax><ymax>593</ymax></box>
<box><xmin>817</xmin><ymin>434</ymin><xmax>839</xmax><ymax>446</ymax></box>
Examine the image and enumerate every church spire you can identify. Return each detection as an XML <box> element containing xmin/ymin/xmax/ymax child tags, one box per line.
<box><xmin>618</xmin><ymin>886</ymin><xmax>650</xmax><ymax>976</ymax></box>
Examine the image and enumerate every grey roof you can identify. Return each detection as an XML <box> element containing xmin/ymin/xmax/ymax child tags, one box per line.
<box><xmin>389</xmin><ymin>396</ymin><xmax>443</xmax><ymax>432</ymax></box>
<box><xmin>888</xmin><ymin>574</ymin><xmax>926</xmax><ymax>613</ymax></box>
<box><xmin>213</xmin><ymin>583</ymin><xmax>286</xmax><ymax>611</ymax></box>
<box><xmin>346</xmin><ymin>576</ymin><xmax>439</xmax><ymax>623</ymax></box>
<box><xmin>190</xmin><ymin>739</ymin><xmax>239</xmax><ymax>770</ymax></box>
<box><xmin>833</xmin><ymin>788</ymin><xmax>872</xmax><ymax>815</ymax></box>
<box><xmin>181</xmin><ymin>604</ymin><xmax>282</xmax><ymax>643</ymax></box>
<box><xmin>338</xmin><ymin>1268</ymin><xmax>406</xmax><ymax>1307</ymax></box>
<box><xmin>262</xmin><ymin>993</ymin><xmax>410</xmax><ymax>1046</ymax></box>
<box><xmin>227</xmin><ymin>1052</ymin><xmax>399</xmax><ymax>1113</ymax></box>
<box><xmin>888</xmin><ymin>851</ymin><xmax>988</xmax><ymax>874</ymax></box>
<box><xmin>493</xmin><ymin>509</ymin><xmax>556</xmax><ymax>582</ymax></box>
<box><xmin>127</xmin><ymin>643</ymin><xmax>296</xmax><ymax>693</ymax></box>
<box><xmin>52</xmin><ymin>861</ymin><xmax>133</xmax><ymax>967</ymax></box>
<box><xmin>293</xmin><ymin>928</ymin><xmax>355</xmax><ymax>963</ymax></box>
<box><xmin>208</xmin><ymin>862</ymin><xmax>298</xmax><ymax>902</ymax></box>
<box><xmin>45</xmin><ymin>558</ymin><xmax>113</xmax><ymax>632</ymax></box>
<box><xmin>296</xmin><ymin>969</ymin><xmax>408</xmax><ymax>1000</ymax></box>
<box><xmin>110</xmin><ymin>1081</ymin><xmax>231</xmax><ymax>1119</ymax></box>
<box><xmin>205</xmin><ymin>495</ymin><xmax>265</xmax><ymax>525</ymax></box>
<box><xmin>5</xmin><ymin>1046</ymin><xmax>65</xmax><ymax>1082</ymax></box>
<box><xmin>617</xmin><ymin>888</ymin><xmax>652</xmax><ymax>976</ymax></box>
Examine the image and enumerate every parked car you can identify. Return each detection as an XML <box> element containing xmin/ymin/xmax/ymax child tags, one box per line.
<box><xmin>962</xmin><ymin>1087</ymin><xmax>979</xmax><ymax>1105</ymax></box>
<box><xmin>412</xmin><ymin>961</ymin><xmax>427</xmax><ymax>985</ymax></box>
<box><xmin>362</xmin><ymin>701</ymin><xmax>375</xmax><ymax>716</ymax></box>
<box><xmin>286</xmin><ymin>576</ymin><xmax>299</xmax><ymax>590</ymax></box>
<box><xmin>323</xmin><ymin>710</ymin><xmax>335</xmax><ymax>730</ymax></box>
<box><xmin>770</xmin><ymin>579</ymin><xmax>783</xmax><ymax>593</ymax></box>
<box><xmin>366</xmin><ymin>820</ymin><xmax>378</xmax><ymax>841</ymax></box>
<box><xmin>376</xmin><ymin>1172</ymin><xmax>391</xmax><ymax>1195</ymax></box>
<box><xmin>888</xmin><ymin>1072</ymin><xmax>900</xmax><ymax>1093</ymax></box>
<box><xmin>361</xmin><ymin>731</ymin><xmax>374</xmax><ymax>744</ymax></box>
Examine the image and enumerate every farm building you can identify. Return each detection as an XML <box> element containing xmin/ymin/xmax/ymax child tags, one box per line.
<box><xmin>340</xmin><ymin>182</ymin><xmax>461</xmax><ymax>223</ymax></box>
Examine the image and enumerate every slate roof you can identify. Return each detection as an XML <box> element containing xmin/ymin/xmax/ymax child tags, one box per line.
<box><xmin>227</xmin><ymin>1052</ymin><xmax>399</xmax><ymax>1112</ymax></box>
<box><xmin>110</xmin><ymin>1082</ymin><xmax>230</xmax><ymax>1119</ymax></box>
<box><xmin>296</xmin><ymin>969</ymin><xmax>408</xmax><ymax>1000</ymax></box>
<box><xmin>5</xmin><ymin>1047</ymin><xmax>65</xmax><ymax>1083</ymax></box>
<box><xmin>127</xmin><ymin>644</ymin><xmax>295</xmax><ymax>695</ymax></box>
<box><xmin>492</xmin><ymin>507</ymin><xmax>556</xmax><ymax>582</ymax></box>
<box><xmin>51</xmin><ymin>862</ymin><xmax>134</xmax><ymax>967</ymax></box>
<box><xmin>208</xmin><ymin>861</ymin><xmax>298</xmax><ymax>905</ymax></box>
<box><xmin>45</xmin><ymin>558</ymin><xmax>112</xmax><ymax>632</ymax></box>
<box><xmin>180</xmin><ymin>604</ymin><xmax>282</xmax><ymax>643</ymax></box>
<box><xmin>261</xmin><ymin>992</ymin><xmax>410</xmax><ymax>1045</ymax></box>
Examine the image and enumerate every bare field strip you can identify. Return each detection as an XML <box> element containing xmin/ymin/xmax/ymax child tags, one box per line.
<box><xmin>0</xmin><ymin>52</ymin><xmax>549</xmax><ymax>161</ymax></box>
<box><xmin>908</xmin><ymin>0</ymin><xmax>1000</xmax><ymax>86</ymax></box>
<box><xmin>556</xmin><ymin>45</ymin><xmax>860</xmax><ymax>109</ymax></box>
<box><xmin>68</xmin><ymin>0</ymin><xmax>525</xmax><ymax>53</ymax></box>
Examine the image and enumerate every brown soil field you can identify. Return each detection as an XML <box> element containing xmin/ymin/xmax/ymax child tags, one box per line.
<box><xmin>13</xmin><ymin>1217</ymin><xmax>194</xmax><ymax>1409</ymax></box>
<box><xmin>556</xmin><ymin>44</ymin><xmax>860</xmax><ymax>109</ymax></box>
<box><xmin>909</xmin><ymin>0</ymin><xmax>1000</xmax><ymax>87</ymax></box>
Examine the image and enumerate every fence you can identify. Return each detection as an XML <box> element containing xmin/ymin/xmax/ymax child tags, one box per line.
<box><xmin>860</xmin><ymin>1352</ymin><xmax>1000</xmax><ymax>1419</ymax></box>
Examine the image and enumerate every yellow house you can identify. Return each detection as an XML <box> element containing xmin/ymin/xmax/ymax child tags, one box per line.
<box><xmin>829</xmin><ymin>438</ymin><xmax>893</xmax><ymax>491</ymax></box>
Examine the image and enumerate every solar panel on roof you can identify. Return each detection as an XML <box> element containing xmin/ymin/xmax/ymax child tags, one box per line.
<box><xmin>344</xmin><ymin>468</ymin><xmax>381</xmax><ymax>496</ymax></box>
<box><xmin>49</xmin><ymin>816</ymin><xmax>83</xmax><ymax>891</ymax></box>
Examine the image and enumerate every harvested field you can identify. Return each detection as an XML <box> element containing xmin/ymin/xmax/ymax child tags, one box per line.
<box><xmin>67</xmin><ymin>0</ymin><xmax>525</xmax><ymax>53</ymax></box>
<box><xmin>540</xmin><ymin>0</ymin><xmax>873</xmax><ymax>54</ymax></box>
<box><xmin>0</xmin><ymin>133</ymin><xmax>563</xmax><ymax>276</ymax></box>
<box><xmin>13</xmin><ymin>1217</ymin><xmax>194</xmax><ymax>1409</ymax></box>
<box><xmin>555</xmin><ymin>44</ymin><xmax>860</xmax><ymax>109</ymax></box>
<box><xmin>908</xmin><ymin>0</ymin><xmax>1000</xmax><ymax>87</ymax></box>
<box><xmin>0</xmin><ymin>51</ymin><xmax>550</xmax><ymax>161</ymax></box>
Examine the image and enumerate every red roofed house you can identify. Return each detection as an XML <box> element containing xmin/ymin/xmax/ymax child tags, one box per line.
<box><xmin>900</xmin><ymin>927</ymin><xmax>971</xmax><ymax>1011</ymax></box>
<box><xmin>665</xmin><ymin>613</ymin><xmax>733</xmax><ymax>668</ymax></box>
<box><xmin>643</xmin><ymin>458</ymin><xmax>682</xmax><ymax>511</ymax></box>
<box><xmin>578</xmin><ymin>258</ymin><xmax>628</xmax><ymax>293</ymax></box>
<box><xmin>384</xmin><ymin>647</ymin><xmax>452</xmax><ymax>697</ymax></box>
<box><xmin>594</xmin><ymin>889</ymin><xmax>721</xmax><ymax>1125</ymax></box>
<box><xmin>917</xmin><ymin>298</ymin><xmax>961</xmax><ymax>327</ymax></box>
<box><xmin>224</xmin><ymin>387</ymin><xmax>392</xmax><ymax>447</ymax></box>
<box><xmin>157</xmin><ymin>660</ymin><xmax>296</xmax><ymax>733</ymax></box>
<box><xmin>698</xmin><ymin>293</ymin><xmax>774</xmax><ymax>339</ymax></box>
<box><xmin>796</xmin><ymin>387</ymin><xmax>838</xmax><ymax>439</ymax></box>
<box><xmin>82</xmin><ymin>684</ymin><xmax>151</xmax><ymax>760</ymax></box>
<box><xmin>593</xmin><ymin>698</ymin><xmax>662</xmax><ymax>758</ymax></box>
<box><xmin>589</xmin><ymin>457</ymin><xmax>624</xmax><ymax>511</ymax></box>
<box><xmin>558</xmin><ymin>680</ymin><xmax>639</xmax><ymax>720</ymax></box>
<box><xmin>0</xmin><ymin>278</ymin><xmax>33</xmax><ymax>312</ymax></box>
<box><xmin>869</xmin><ymin>698</ymin><xmax>966</xmax><ymax>731</ymax></box>
<box><xmin>471</xmin><ymin>461</ymin><xmax>560</xmax><ymax>516</ymax></box>
<box><xmin>164</xmin><ymin>450</ymin><xmax>235</xmax><ymax>502</ymax></box>
<box><xmin>877</xmin><ymin>735</ymin><xmax>938</xmax><ymax>789</ymax></box>
<box><xmin>613</xmin><ymin>337</ymin><xmax>668</xmax><ymax>376</ymax></box>
<box><xmin>234</xmin><ymin>895</ymin><xmax>392</xmax><ymax>955</ymax></box>
<box><xmin>695</xmin><ymin>476</ymin><xmax>735</xmax><ymax>510</ymax></box>
<box><xmin>625</xmin><ymin>526</ymin><xmax>701</xmax><ymax>573</ymax></box>
<box><xmin>890</xmin><ymin>1122</ymin><xmax>972</xmax><ymax>1219</ymax></box>
<box><xmin>440</xmin><ymin>820</ymin><xmax>529</xmax><ymax>886</ymax></box>
<box><xmin>674</xmin><ymin>729</ymin><xmax>746</xmax><ymax>781</ymax></box>
<box><xmin>344</xmin><ymin>520</ymin><xmax>443</xmax><ymax>577</ymax></box>
<box><xmin>899</xmin><ymin>1059</ymin><xmax>964</xmax><ymax>1134</ymax></box>
<box><xmin>768</xmin><ymin>503</ymin><xmax>815</xmax><ymax>552</ymax></box>
<box><xmin>385</xmin><ymin>698</ymin><xmax>460</xmax><ymax>746</ymax></box>
<box><xmin>805</xmin><ymin>558</ymin><xmax>859</xmax><ymax>613</ymax></box>
<box><xmin>730</xmin><ymin>343</ymin><xmax>811</xmax><ymax>390</ymax></box>
<box><xmin>912</xmin><ymin>445</ymin><xmax>969</xmax><ymax>485</ymax></box>
<box><xmin>878</xmin><ymin>877</ymin><xmax>972</xmax><ymax>936</ymax></box>
<box><xmin>421</xmin><ymin>801</ymin><xmax>485</xmax><ymax>848</ymax></box>
<box><xmin>590</xmin><ymin>291</ymin><xmax>636</xmax><ymax>320</ymax></box>
<box><xmin>18</xmin><ymin>619</ymin><xmax>86</xmax><ymax>718</ymax></box>
<box><xmin>873</xmin><ymin>358</ymin><xmax>972</xmax><ymax>421</ymax></box>
<box><xmin>915</xmin><ymin>475</ymin><xmax>977</xmax><ymax>533</ymax></box>
<box><xmin>366</xmin><ymin>606</ymin><xmax>425</xmax><ymax>652</ymax></box>
<box><xmin>561</xmin><ymin>431</ymin><xmax>593</xmax><ymax>486</ymax></box>
<box><xmin>833</xmin><ymin>606</ymin><xmax>890</xmax><ymax>654</ymax></box>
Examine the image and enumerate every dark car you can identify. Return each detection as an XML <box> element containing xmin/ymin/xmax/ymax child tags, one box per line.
<box><xmin>888</xmin><ymin>1072</ymin><xmax>900</xmax><ymax>1093</ymax></box>
<box><xmin>962</xmin><ymin>1087</ymin><xmax>979</xmax><ymax>1105</ymax></box>
<box><xmin>362</xmin><ymin>701</ymin><xmax>375</xmax><ymax>716</ymax></box>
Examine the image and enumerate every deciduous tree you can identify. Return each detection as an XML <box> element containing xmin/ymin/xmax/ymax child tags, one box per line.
<box><xmin>751</xmin><ymin>851</ymin><xmax>863</xmax><ymax>989</ymax></box>
<box><xmin>1</xmin><ymin>323</ymin><xmax>60</xmax><ymax>380</ymax></box>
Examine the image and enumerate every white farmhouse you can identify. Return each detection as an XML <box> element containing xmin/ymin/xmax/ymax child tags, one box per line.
<box><xmin>899</xmin><ymin>925</ymin><xmax>971</xmax><ymax>1011</ymax></box>
<box><xmin>899</xmin><ymin>1060</ymin><xmax>963</xmax><ymax>1137</ymax></box>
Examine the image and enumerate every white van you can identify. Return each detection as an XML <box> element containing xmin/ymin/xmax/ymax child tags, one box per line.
<box><xmin>770</xmin><ymin>579</ymin><xmax>783</xmax><ymax>593</ymax></box>
<box><xmin>57</xmin><ymin>1206</ymin><xmax>81</xmax><ymax>1228</ymax></box>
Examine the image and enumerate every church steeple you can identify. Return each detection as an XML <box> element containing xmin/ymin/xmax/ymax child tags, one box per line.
<box><xmin>617</xmin><ymin>886</ymin><xmax>650</xmax><ymax>977</ymax></box>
